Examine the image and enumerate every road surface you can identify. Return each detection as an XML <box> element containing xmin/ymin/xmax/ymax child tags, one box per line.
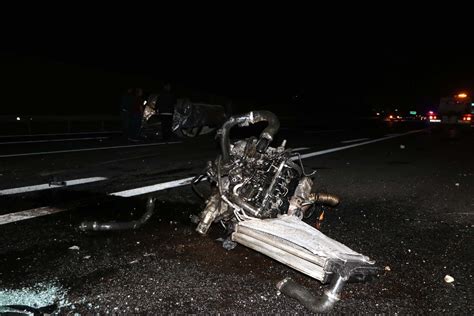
<box><xmin>0</xmin><ymin>121</ymin><xmax>472</xmax><ymax>314</ymax></box>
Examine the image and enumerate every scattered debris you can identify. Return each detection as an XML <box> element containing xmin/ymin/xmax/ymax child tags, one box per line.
<box><xmin>49</xmin><ymin>180</ymin><xmax>66</xmax><ymax>186</ymax></box>
<box><xmin>83</xmin><ymin>255</ymin><xmax>91</xmax><ymax>259</ymax></box>
<box><xmin>68</xmin><ymin>245</ymin><xmax>80</xmax><ymax>251</ymax></box>
<box><xmin>455</xmin><ymin>183</ymin><xmax>460</xmax><ymax>187</ymax></box>
<box><xmin>0</xmin><ymin>282</ymin><xmax>68</xmax><ymax>314</ymax></box>
<box><xmin>222</xmin><ymin>238</ymin><xmax>237</xmax><ymax>250</ymax></box>
<box><xmin>384</xmin><ymin>266</ymin><xmax>391</xmax><ymax>271</ymax></box>
<box><xmin>129</xmin><ymin>259</ymin><xmax>139</xmax><ymax>264</ymax></box>
<box><xmin>189</xmin><ymin>214</ymin><xmax>200</xmax><ymax>224</ymax></box>
<box><xmin>175</xmin><ymin>244</ymin><xmax>186</xmax><ymax>254</ymax></box>
<box><xmin>400</xmin><ymin>144</ymin><xmax>405</xmax><ymax>149</ymax></box>
<box><xmin>444</xmin><ymin>275</ymin><xmax>454</xmax><ymax>283</ymax></box>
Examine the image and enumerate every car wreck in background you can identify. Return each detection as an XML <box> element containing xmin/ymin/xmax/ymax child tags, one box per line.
<box><xmin>141</xmin><ymin>96</ymin><xmax>228</xmax><ymax>139</ymax></box>
<box><xmin>172</xmin><ymin>98</ymin><xmax>228</xmax><ymax>137</ymax></box>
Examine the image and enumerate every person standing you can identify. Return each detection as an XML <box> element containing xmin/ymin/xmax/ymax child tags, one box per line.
<box><xmin>156</xmin><ymin>83</ymin><xmax>177</xmax><ymax>141</ymax></box>
<box><xmin>120</xmin><ymin>88</ymin><xmax>134</xmax><ymax>139</ymax></box>
<box><xmin>128</xmin><ymin>88</ymin><xmax>145</xmax><ymax>141</ymax></box>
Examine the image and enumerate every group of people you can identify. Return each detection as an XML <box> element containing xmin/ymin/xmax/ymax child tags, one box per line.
<box><xmin>120</xmin><ymin>84</ymin><xmax>176</xmax><ymax>141</ymax></box>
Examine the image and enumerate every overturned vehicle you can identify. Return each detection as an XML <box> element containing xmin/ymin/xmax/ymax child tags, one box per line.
<box><xmin>172</xmin><ymin>98</ymin><xmax>228</xmax><ymax>138</ymax></box>
<box><xmin>141</xmin><ymin>97</ymin><xmax>228</xmax><ymax>139</ymax></box>
<box><xmin>82</xmin><ymin>110</ymin><xmax>378</xmax><ymax>312</ymax></box>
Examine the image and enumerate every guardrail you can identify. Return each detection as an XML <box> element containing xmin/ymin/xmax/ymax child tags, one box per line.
<box><xmin>0</xmin><ymin>115</ymin><xmax>122</xmax><ymax>136</ymax></box>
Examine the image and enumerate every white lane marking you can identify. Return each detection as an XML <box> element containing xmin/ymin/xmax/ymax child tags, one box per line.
<box><xmin>0</xmin><ymin>177</ymin><xmax>194</xmax><ymax>224</ymax></box>
<box><xmin>0</xmin><ymin>131</ymin><xmax>121</xmax><ymax>138</ymax></box>
<box><xmin>0</xmin><ymin>141</ymin><xmax>181</xmax><ymax>158</ymax></box>
<box><xmin>292</xmin><ymin>147</ymin><xmax>310</xmax><ymax>151</ymax></box>
<box><xmin>110</xmin><ymin>177</ymin><xmax>195</xmax><ymax>197</ymax></box>
<box><xmin>1</xmin><ymin>129</ymin><xmax>424</xmax><ymax>224</ymax></box>
<box><xmin>340</xmin><ymin>137</ymin><xmax>370</xmax><ymax>144</ymax></box>
<box><xmin>112</xmin><ymin>130</ymin><xmax>424</xmax><ymax>197</ymax></box>
<box><xmin>0</xmin><ymin>207</ymin><xmax>65</xmax><ymax>225</ymax></box>
<box><xmin>293</xmin><ymin>130</ymin><xmax>423</xmax><ymax>160</ymax></box>
<box><xmin>304</xmin><ymin>129</ymin><xmax>344</xmax><ymax>134</ymax></box>
<box><xmin>0</xmin><ymin>137</ymin><xmax>109</xmax><ymax>145</ymax></box>
<box><xmin>385</xmin><ymin>133</ymin><xmax>400</xmax><ymax>136</ymax></box>
<box><xmin>0</xmin><ymin>177</ymin><xmax>107</xmax><ymax>195</ymax></box>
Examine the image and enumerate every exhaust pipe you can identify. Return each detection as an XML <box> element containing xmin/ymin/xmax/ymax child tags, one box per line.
<box><xmin>277</xmin><ymin>275</ymin><xmax>346</xmax><ymax>313</ymax></box>
<box><xmin>79</xmin><ymin>197</ymin><xmax>156</xmax><ymax>231</ymax></box>
<box><xmin>310</xmin><ymin>193</ymin><xmax>340</xmax><ymax>207</ymax></box>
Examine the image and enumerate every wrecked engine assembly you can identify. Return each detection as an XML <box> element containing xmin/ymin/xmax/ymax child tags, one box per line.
<box><xmin>194</xmin><ymin>110</ymin><xmax>334</xmax><ymax>234</ymax></box>
<box><xmin>79</xmin><ymin>110</ymin><xmax>377</xmax><ymax>312</ymax></box>
<box><xmin>193</xmin><ymin>110</ymin><xmax>378</xmax><ymax>312</ymax></box>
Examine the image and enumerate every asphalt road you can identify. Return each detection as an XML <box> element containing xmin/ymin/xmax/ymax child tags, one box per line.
<box><xmin>0</xmin><ymin>121</ymin><xmax>472</xmax><ymax>314</ymax></box>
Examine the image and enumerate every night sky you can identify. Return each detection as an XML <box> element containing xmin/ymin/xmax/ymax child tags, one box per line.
<box><xmin>1</xmin><ymin>20</ymin><xmax>473</xmax><ymax>117</ymax></box>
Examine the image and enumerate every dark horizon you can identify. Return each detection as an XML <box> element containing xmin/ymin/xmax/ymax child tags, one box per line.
<box><xmin>1</xmin><ymin>38</ymin><xmax>473</xmax><ymax>117</ymax></box>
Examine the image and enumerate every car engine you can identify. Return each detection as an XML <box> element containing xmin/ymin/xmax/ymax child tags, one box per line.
<box><xmin>194</xmin><ymin>110</ymin><xmax>338</xmax><ymax>235</ymax></box>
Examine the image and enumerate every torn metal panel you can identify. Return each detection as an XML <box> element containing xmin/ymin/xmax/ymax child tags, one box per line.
<box><xmin>232</xmin><ymin>215</ymin><xmax>375</xmax><ymax>284</ymax></box>
<box><xmin>236</xmin><ymin>215</ymin><xmax>373</xmax><ymax>264</ymax></box>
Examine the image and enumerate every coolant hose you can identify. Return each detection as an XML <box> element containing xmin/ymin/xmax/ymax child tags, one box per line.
<box><xmin>253</xmin><ymin>111</ymin><xmax>280</xmax><ymax>153</ymax></box>
<box><xmin>276</xmin><ymin>275</ymin><xmax>346</xmax><ymax>313</ymax></box>
<box><xmin>311</xmin><ymin>193</ymin><xmax>340</xmax><ymax>207</ymax></box>
<box><xmin>220</xmin><ymin>115</ymin><xmax>248</xmax><ymax>162</ymax></box>
<box><xmin>220</xmin><ymin>111</ymin><xmax>280</xmax><ymax>162</ymax></box>
<box><xmin>79</xmin><ymin>197</ymin><xmax>156</xmax><ymax>231</ymax></box>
